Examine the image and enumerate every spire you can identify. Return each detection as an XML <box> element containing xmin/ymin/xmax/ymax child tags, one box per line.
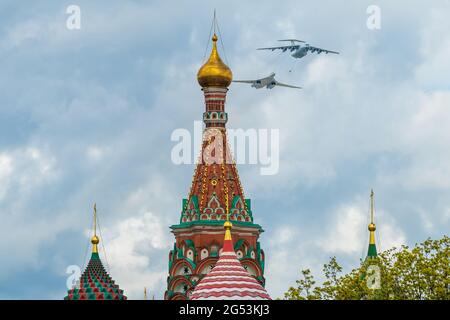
<box><xmin>91</xmin><ymin>203</ymin><xmax>100</xmax><ymax>254</ymax></box>
<box><xmin>144</xmin><ymin>287</ymin><xmax>147</xmax><ymax>300</ymax></box>
<box><xmin>367</xmin><ymin>189</ymin><xmax>378</xmax><ymax>259</ymax></box>
<box><xmin>181</xmin><ymin>18</ymin><xmax>250</xmax><ymax>217</ymax></box>
<box><xmin>223</xmin><ymin>220</ymin><xmax>233</xmax><ymax>252</ymax></box>
<box><xmin>64</xmin><ymin>203</ymin><xmax>127</xmax><ymax>300</ymax></box>
<box><xmin>197</xmin><ymin>13</ymin><xmax>232</xmax><ymax>88</ymax></box>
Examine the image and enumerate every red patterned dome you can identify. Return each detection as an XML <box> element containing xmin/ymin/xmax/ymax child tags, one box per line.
<box><xmin>190</xmin><ymin>221</ymin><xmax>271</xmax><ymax>300</ymax></box>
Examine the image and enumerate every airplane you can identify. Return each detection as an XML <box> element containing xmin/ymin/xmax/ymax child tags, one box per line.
<box><xmin>232</xmin><ymin>73</ymin><xmax>302</xmax><ymax>89</ymax></box>
<box><xmin>257</xmin><ymin>39</ymin><xmax>339</xmax><ymax>59</ymax></box>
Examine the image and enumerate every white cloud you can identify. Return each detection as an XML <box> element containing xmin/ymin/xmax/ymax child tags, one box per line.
<box><xmin>86</xmin><ymin>146</ymin><xmax>106</xmax><ymax>162</ymax></box>
<box><xmin>319</xmin><ymin>204</ymin><xmax>366</xmax><ymax>254</ymax></box>
<box><xmin>319</xmin><ymin>198</ymin><xmax>406</xmax><ymax>255</ymax></box>
<box><xmin>97</xmin><ymin>212</ymin><xmax>171</xmax><ymax>299</ymax></box>
<box><xmin>0</xmin><ymin>211</ymin><xmax>71</xmax><ymax>282</ymax></box>
<box><xmin>0</xmin><ymin>153</ymin><xmax>13</xmax><ymax>200</ymax></box>
<box><xmin>4</xmin><ymin>20</ymin><xmax>43</xmax><ymax>48</ymax></box>
<box><xmin>264</xmin><ymin>225</ymin><xmax>308</xmax><ymax>298</ymax></box>
<box><xmin>386</xmin><ymin>91</ymin><xmax>450</xmax><ymax>190</ymax></box>
<box><xmin>377</xmin><ymin>218</ymin><xmax>407</xmax><ymax>251</ymax></box>
<box><xmin>19</xmin><ymin>148</ymin><xmax>58</xmax><ymax>187</ymax></box>
<box><xmin>0</xmin><ymin>146</ymin><xmax>66</xmax><ymax>281</ymax></box>
<box><xmin>0</xmin><ymin>147</ymin><xmax>58</xmax><ymax>199</ymax></box>
<box><xmin>414</xmin><ymin>6</ymin><xmax>450</xmax><ymax>88</ymax></box>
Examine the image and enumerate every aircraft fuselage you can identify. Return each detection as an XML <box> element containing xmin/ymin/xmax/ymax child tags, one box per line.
<box><xmin>250</xmin><ymin>74</ymin><xmax>276</xmax><ymax>89</ymax></box>
<box><xmin>251</xmin><ymin>80</ymin><xmax>265</xmax><ymax>89</ymax></box>
<box><xmin>292</xmin><ymin>46</ymin><xmax>308</xmax><ymax>59</ymax></box>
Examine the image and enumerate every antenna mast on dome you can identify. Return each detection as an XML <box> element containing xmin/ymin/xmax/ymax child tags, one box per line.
<box><xmin>203</xmin><ymin>10</ymin><xmax>229</xmax><ymax>65</ymax></box>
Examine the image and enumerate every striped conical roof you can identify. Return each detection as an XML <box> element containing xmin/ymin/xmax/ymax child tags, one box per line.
<box><xmin>190</xmin><ymin>221</ymin><xmax>271</xmax><ymax>300</ymax></box>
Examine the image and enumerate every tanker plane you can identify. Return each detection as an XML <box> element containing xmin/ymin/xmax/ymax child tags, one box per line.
<box><xmin>258</xmin><ymin>39</ymin><xmax>339</xmax><ymax>59</ymax></box>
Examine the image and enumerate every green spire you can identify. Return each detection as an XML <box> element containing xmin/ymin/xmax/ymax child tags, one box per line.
<box><xmin>366</xmin><ymin>189</ymin><xmax>378</xmax><ymax>259</ymax></box>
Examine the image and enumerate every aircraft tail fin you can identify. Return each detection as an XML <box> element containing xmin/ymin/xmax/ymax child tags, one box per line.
<box><xmin>278</xmin><ymin>39</ymin><xmax>305</xmax><ymax>43</ymax></box>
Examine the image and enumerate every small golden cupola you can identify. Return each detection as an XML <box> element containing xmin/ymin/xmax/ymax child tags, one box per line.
<box><xmin>197</xmin><ymin>33</ymin><xmax>233</xmax><ymax>88</ymax></box>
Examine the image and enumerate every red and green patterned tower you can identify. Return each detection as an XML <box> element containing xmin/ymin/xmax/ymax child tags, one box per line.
<box><xmin>164</xmin><ymin>33</ymin><xmax>267</xmax><ymax>300</ymax></box>
<box><xmin>65</xmin><ymin>204</ymin><xmax>127</xmax><ymax>300</ymax></box>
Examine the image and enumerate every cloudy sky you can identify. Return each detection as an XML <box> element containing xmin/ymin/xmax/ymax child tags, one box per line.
<box><xmin>0</xmin><ymin>0</ymin><xmax>449</xmax><ymax>299</ymax></box>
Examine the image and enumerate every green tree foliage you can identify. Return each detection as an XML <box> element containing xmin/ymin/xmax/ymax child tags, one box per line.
<box><xmin>284</xmin><ymin>236</ymin><xmax>449</xmax><ymax>300</ymax></box>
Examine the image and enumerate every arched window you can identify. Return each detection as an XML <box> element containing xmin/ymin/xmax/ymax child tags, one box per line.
<box><xmin>186</xmin><ymin>249</ymin><xmax>194</xmax><ymax>261</ymax></box>
<box><xmin>173</xmin><ymin>281</ymin><xmax>190</xmax><ymax>294</ymax></box>
<box><xmin>200</xmin><ymin>263</ymin><xmax>216</xmax><ymax>274</ymax></box>
<box><xmin>174</xmin><ymin>263</ymin><xmax>192</xmax><ymax>276</ymax></box>
<box><xmin>242</xmin><ymin>264</ymin><xmax>257</xmax><ymax>276</ymax></box>
<box><xmin>200</xmin><ymin>248</ymin><xmax>209</xmax><ymax>260</ymax></box>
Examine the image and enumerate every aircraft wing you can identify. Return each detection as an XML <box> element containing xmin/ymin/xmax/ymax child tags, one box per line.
<box><xmin>275</xmin><ymin>80</ymin><xmax>302</xmax><ymax>89</ymax></box>
<box><xmin>232</xmin><ymin>80</ymin><xmax>257</xmax><ymax>84</ymax></box>
<box><xmin>257</xmin><ymin>45</ymin><xmax>300</xmax><ymax>52</ymax></box>
<box><xmin>234</xmin><ymin>73</ymin><xmax>274</xmax><ymax>83</ymax></box>
<box><xmin>306</xmin><ymin>45</ymin><xmax>339</xmax><ymax>55</ymax></box>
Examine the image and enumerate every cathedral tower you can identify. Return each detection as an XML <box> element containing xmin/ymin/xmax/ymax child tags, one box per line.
<box><xmin>165</xmin><ymin>33</ymin><xmax>266</xmax><ymax>300</ymax></box>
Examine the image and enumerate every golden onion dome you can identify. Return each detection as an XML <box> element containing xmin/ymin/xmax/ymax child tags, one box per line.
<box><xmin>197</xmin><ymin>33</ymin><xmax>232</xmax><ymax>88</ymax></box>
